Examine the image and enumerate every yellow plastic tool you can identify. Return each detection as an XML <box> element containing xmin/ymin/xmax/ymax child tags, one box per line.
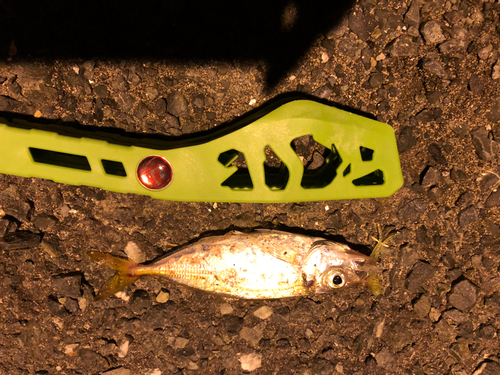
<box><xmin>0</xmin><ymin>99</ymin><xmax>403</xmax><ymax>202</ymax></box>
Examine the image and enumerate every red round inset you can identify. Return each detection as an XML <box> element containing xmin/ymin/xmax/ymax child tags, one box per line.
<box><xmin>136</xmin><ymin>156</ymin><xmax>173</xmax><ymax>190</ymax></box>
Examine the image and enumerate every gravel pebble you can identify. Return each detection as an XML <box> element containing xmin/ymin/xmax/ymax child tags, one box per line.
<box><xmin>486</xmin><ymin>97</ymin><xmax>500</xmax><ymax>123</ymax></box>
<box><xmin>413</xmin><ymin>294</ymin><xmax>431</xmax><ymax>317</ymax></box>
<box><xmin>406</xmin><ymin>261</ymin><xmax>436</xmax><ymax>293</ymax></box>
<box><xmin>485</xmin><ymin>190</ymin><xmax>500</xmax><ymax>208</ymax></box>
<box><xmin>459</xmin><ymin>206</ymin><xmax>479</xmax><ymax>227</ymax></box>
<box><xmin>102</xmin><ymin>367</ymin><xmax>131</xmax><ymax>375</ymax></box>
<box><xmin>493</xmin><ymin>60</ymin><xmax>500</xmax><ymax>80</ymax></box>
<box><xmin>449</xmin><ymin>280</ymin><xmax>477</xmax><ymax>312</ymax></box>
<box><xmin>52</xmin><ymin>274</ymin><xmax>82</xmax><ymax>299</ymax></box>
<box><xmin>167</xmin><ymin>91</ymin><xmax>189</xmax><ymax>117</ymax></box>
<box><xmin>239</xmin><ymin>326</ymin><xmax>263</xmax><ymax>347</ymax></box>
<box><xmin>471</xmin><ymin>128</ymin><xmax>497</xmax><ymax>161</ymax></box>
<box><xmin>219</xmin><ymin>303</ymin><xmax>234</xmax><ymax>315</ymax></box>
<box><xmin>239</xmin><ymin>352</ymin><xmax>262</xmax><ymax>372</ymax></box>
<box><xmin>421</xmin><ymin>167</ymin><xmax>441</xmax><ymax>188</ymax></box>
<box><xmin>421</xmin><ymin>58</ymin><xmax>447</xmax><ymax>78</ymax></box>
<box><xmin>397</xmin><ymin>126</ymin><xmax>417</xmax><ymax>152</ymax></box>
<box><xmin>375</xmin><ymin>348</ymin><xmax>396</xmax><ymax>371</ymax></box>
<box><xmin>420</xmin><ymin>21</ymin><xmax>446</xmax><ymax>44</ymax></box>
<box><xmin>390</xmin><ymin>35</ymin><xmax>420</xmax><ymax>57</ymax></box>
<box><xmin>124</xmin><ymin>241</ymin><xmax>146</xmax><ymax>263</ymax></box>
<box><xmin>253</xmin><ymin>306</ymin><xmax>273</xmax><ymax>320</ymax></box>
<box><xmin>398</xmin><ymin>199</ymin><xmax>427</xmax><ymax>222</ymax></box>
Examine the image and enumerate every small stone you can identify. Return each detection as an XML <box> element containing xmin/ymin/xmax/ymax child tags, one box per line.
<box><xmin>397</xmin><ymin>126</ymin><xmax>417</xmax><ymax>153</ymax></box>
<box><xmin>308</xmin><ymin>152</ymin><xmax>325</xmax><ymax>170</ymax></box>
<box><xmin>219</xmin><ymin>303</ymin><xmax>234</xmax><ymax>315</ymax></box>
<box><xmin>456</xmin><ymin>191</ymin><xmax>473</xmax><ymax>207</ymax></box>
<box><xmin>469</xmin><ymin>75</ymin><xmax>484</xmax><ymax>95</ymax></box>
<box><xmin>421</xmin><ymin>59</ymin><xmax>444</xmax><ymax>78</ymax></box>
<box><xmin>78</xmin><ymin>348</ymin><xmax>107</xmax><ymax>370</ymax></box>
<box><xmin>124</xmin><ymin>241</ymin><xmax>146</xmax><ymax>263</ymax></box>
<box><xmin>94</xmin><ymin>85</ymin><xmax>109</xmax><ymax>98</ymax></box>
<box><xmin>192</xmin><ymin>94</ymin><xmax>205</xmax><ymax>110</ymax></box>
<box><xmin>375</xmin><ymin>348</ymin><xmax>396</xmax><ymax>371</ymax></box>
<box><xmin>428</xmin><ymin>143</ymin><xmax>446</xmax><ymax>164</ymax></box>
<box><xmin>154</xmin><ymin>98</ymin><xmax>167</xmax><ymax>115</ymax></box>
<box><xmin>486</xmin><ymin>97</ymin><xmax>500</xmax><ymax>123</ymax></box>
<box><xmin>33</xmin><ymin>214</ymin><xmax>57</xmax><ymax>231</ymax></box>
<box><xmin>145</xmin><ymin>87</ymin><xmax>158</xmax><ymax>100</ymax></box>
<box><xmin>239</xmin><ymin>352</ymin><xmax>262</xmax><ymax>372</ymax></box>
<box><xmin>239</xmin><ymin>326</ymin><xmax>263</xmax><ymax>347</ymax></box>
<box><xmin>435</xmin><ymin>319</ymin><xmax>455</xmax><ymax>341</ymax></box>
<box><xmin>404</xmin><ymin>1</ymin><xmax>420</xmax><ymax>26</ymax></box>
<box><xmin>174</xmin><ymin>337</ymin><xmax>189</xmax><ymax>349</ymax></box>
<box><xmin>156</xmin><ymin>290</ymin><xmax>169</xmax><ymax>303</ymax></box>
<box><xmin>167</xmin><ymin>91</ymin><xmax>188</xmax><ymax>117</ymax></box>
<box><xmin>478</xmin><ymin>44</ymin><xmax>493</xmax><ymax>60</ymax></box>
<box><xmin>390</xmin><ymin>35</ymin><xmax>419</xmax><ymax>57</ymax></box>
<box><xmin>52</xmin><ymin>274</ymin><xmax>82</xmax><ymax>298</ymax></box>
<box><xmin>429</xmin><ymin>307</ymin><xmax>441</xmax><ymax>322</ymax></box>
<box><xmin>406</xmin><ymin>261</ymin><xmax>436</xmax><ymax>293</ymax></box>
<box><xmin>133</xmin><ymin>101</ymin><xmax>149</xmax><ymax>118</ymax></box>
<box><xmin>471</xmin><ymin>128</ymin><xmax>497</xmax><ymax>161</ymax></box>
<box><xmin>253</xmin><ymin>306</ymin><xmax>273</xmax><ymax>320</ymax></box>
<box><xmin>102</xmin><ymin>368</ymin><xmax>132</xmax><ymax>375</ymax></box>
<box><xmin>493</xmin><ymin>60</ymin><xmax>500</xmax><ymax>80</ymax></box>
<box><xmin>368</xmin><ymin>72</ymin><xmax>384</xmax><ymax>88</ymax></box>
<box><xmin>112</xmin><ymin>75</ymin><xmax>129</xmax><ymax>92</ymax></box>
<box><xmin>348</xmin><ymin>10</ymin><xmax>372</xmax><ymax>41</ymax></box>
<box><xmin>473</xmin><ymin>361</ymin><xmax>500</xmax><ymax>375</ymax></box>
<box><xmin>443</xmin><ymin>309</ymin><xmax>466</xmax><ymax>323</ymax></box>
<box><xmin>187</xmin><ymin>361</ymin><xmax>199</xmax><ymax>370</ymax></box>
<box><xmin>64</xmin><ymin>344</ymin><xmax>79</xmax><ymax>355</ymax></box>
<box><xmin>224</xmin><ymin>315</ymin><xmax>243</xmax><ymax>334</ymax></box>
<box><xmin>485</xmin><ymin>191</ymin><xmax>500</xmax><ymax>208</ymax></box>
<box><xmin>118</xmin><ymin>340</ymin><xmax>129</xmax><ymax>358</ymax></box>
<box><xmin>458</xmin><ymin>206</ymin><xmax>478</xmax><ymax>227</ymax></box>
<box><xmin>421</xmin><ymin>21</ymin><xmax>446</xmax><ymax>44</ymax></box>
<box><xmin>413</xmin><ymin>295</ymin><xmax>431</xmax><ymax>317</ymax></box>
<box><xmin>449</xmin><ymin>280</ymin><xmax>477</xmax><ymax>312</ymax></box>
<box><xmin>421</xmin><ymin>167</ymin><xmax>441</xmax><ymax>188</ymax></box>
<box><xmin>398</xmin><ymin>199</ymin><xmax>427</xmax><ymax>222</ymax></box>
<box><xmin>312</xmin><ymin>85</ymin><xmax>333</xmax><ymax>99</ymax></box>
<box><xmin>127</xmin><ymin>71</ymin><xmax>141</xmax><ymax>86</ymax></box>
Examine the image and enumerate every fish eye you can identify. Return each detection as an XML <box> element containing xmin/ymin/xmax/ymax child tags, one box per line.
<box><xmin>332</xmin><ymin>275</ymin><xmax>343</xmax><ymax>286</ymax></box>
<box><xmin>326</xmin><ymin>271</ymin><xmax>345</xmax><ymax>288</ymax></box>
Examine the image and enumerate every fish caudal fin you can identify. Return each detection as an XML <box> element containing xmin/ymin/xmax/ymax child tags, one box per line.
<box><xmin>87</xmin><ymin>252</ymin><xmax>140</xmax><ymax>300</ymax></box>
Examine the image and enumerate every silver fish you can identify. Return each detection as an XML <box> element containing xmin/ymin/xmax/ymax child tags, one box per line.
<box><xmin>88</xmin><ymin>230</ymin><xmax>378</xmax><ymax>300</ymax></box>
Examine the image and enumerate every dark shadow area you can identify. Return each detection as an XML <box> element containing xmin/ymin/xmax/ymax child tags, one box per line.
<box><xmin>0</xmin><ymin>92</ymin><xmax>378</xmax><ymax>151</ymax></box>
<box><xmin>0</xmin><ymin>0</ymin><xmax>354</xmax><ymax>86</ymax></box>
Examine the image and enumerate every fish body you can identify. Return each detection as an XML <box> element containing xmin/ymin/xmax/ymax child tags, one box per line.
<box><xmin>89</xmin><ymin>230</ymin><xmax>377</xmax><ymax>300</ymax></box>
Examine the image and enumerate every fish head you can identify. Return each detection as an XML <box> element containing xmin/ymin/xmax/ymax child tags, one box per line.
<box><xmin>302</xmin><ymin>240</ymin><xmax>376</xmax><ymax>293</ymax></box>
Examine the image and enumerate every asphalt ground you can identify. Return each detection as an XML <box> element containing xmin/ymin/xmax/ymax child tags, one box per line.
<box><xmin>0</xmin><ymin>1</ymin><xmax>499</xmax><ymax>374</ymax></box>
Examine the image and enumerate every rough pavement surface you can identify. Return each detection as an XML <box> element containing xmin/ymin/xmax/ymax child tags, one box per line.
<box><xmin>1</xmin><ymin>1</ymin><xmax>500</xmax><ymax>374</ymax></box>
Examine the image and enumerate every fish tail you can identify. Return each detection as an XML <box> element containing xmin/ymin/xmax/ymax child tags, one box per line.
<box><xmin>87</xmin><ymin>252</ymin><xmax>140</xmax><ymax>300</ymax></box>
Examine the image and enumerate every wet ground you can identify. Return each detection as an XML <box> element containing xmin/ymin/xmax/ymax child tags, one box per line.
<box><xmin>1</xmin><ymin>0</ymin><xmax>500</xmax><ymax>374</ymax></box>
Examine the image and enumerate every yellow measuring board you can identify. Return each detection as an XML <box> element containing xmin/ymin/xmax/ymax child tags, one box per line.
<box><xmin>0</xmin><ymin>100</ymin><xmax>403</xmax><ymax>203</ymax></box>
